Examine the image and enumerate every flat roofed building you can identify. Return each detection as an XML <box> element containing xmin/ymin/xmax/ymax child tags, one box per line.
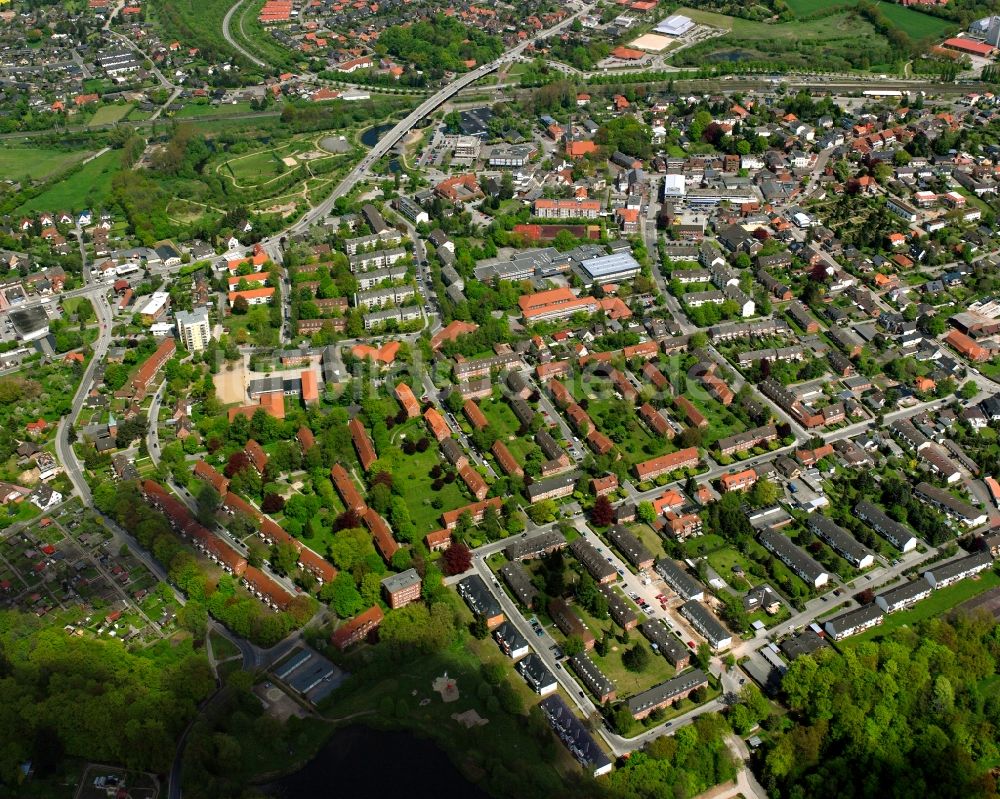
<box><xmin>175</xmin><ymin>308</ymin><xmax>211</xmax><ymax>352</ymax></box>
<box><xmin>680</xmin><ymin>600</ymin><xmax>732</xmax><ymax>650</ymax></box>
<box><xmin>627</xmin><ymin>669</ymin><xmax>708</xmax><ymax>720</ymax></box>
<box><xmin>578</xmin><ymin>252</ymin><xmax>641</xmax><ymax>285</ymax></box>
<box><xmin>380</xmin><ymin>568</ymin><xmax>422</xmax><ymax>609</ymax></box>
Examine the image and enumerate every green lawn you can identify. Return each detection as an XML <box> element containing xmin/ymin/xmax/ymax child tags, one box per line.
<box><xmin>390</xmin><ymin>420</ymin><xmax>475</xmax><ymax>534</ymax></box>
<box><xmin>88</xmin><ymin>104</ymin><xmax>132</xmax><ymax>127</ymax></box>
<box><xmin>629</xmin><ymin>523</ymin><xmax>668</xmax><ymax>561</ymax></box>
<box><xmin>18</xmin><ymin>149</ymin><xmax>123</xmax><ymax>214</ymax></box>
<box><xmin>209</xmin><ymin>629</ymin><xmax>241</xmax><ymax>660</ymax></box>
<box><xmin>849</xmin><ymin>570</ymin><xmax>1000</xmax><ymax>643</ymax></box>
<box><xmin>0</xmin><ymin>146</ymin><xmax>90</xmax><ymax>183</ymax></box>
<box><xmin>706</xmin><ymin>547</ymin><xmax>759</xmax><ymax>590</ymax></box>
<box><xmin>479</xmin><ymin>397</ymin><xmax>540</xmax><ymax>463</ymax></box>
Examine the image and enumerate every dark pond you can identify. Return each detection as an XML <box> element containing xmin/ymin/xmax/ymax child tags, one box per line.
<box><xmin>361</xmin><ymin>123</ymin><xmax>394</xmax><ymax>146</ymax></box>
<box><xmin>264</xmin><ymin>724</ymin><xmax>492</xmax><ymax>799</ymax></box>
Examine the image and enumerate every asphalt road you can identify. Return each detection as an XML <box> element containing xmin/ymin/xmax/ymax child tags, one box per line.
<box><xmin>222</xmin><ymin>0</ymin><xmax>267</xmax><ymax>68</ymax></box>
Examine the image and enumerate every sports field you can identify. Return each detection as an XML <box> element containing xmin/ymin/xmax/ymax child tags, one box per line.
<box><xmin>0</xmin><ymin>147</ymin><xmax>90</xmax><ymax>182</ymax></box>
<box><xmin>17</xmin><ymin>149</ymin><xmax>124</xmax><ymax>214</ymax></box>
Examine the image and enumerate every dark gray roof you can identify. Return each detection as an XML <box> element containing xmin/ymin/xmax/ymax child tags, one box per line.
<box><xmin>654</xmin><ymin>559</ymin><xmax>704</xmax><ymax>599</ymax></box>
<box><xmin>626</xmin><ymin>669</ymin><xmax>708</xmax><ymax>717</ymax></box>
<box><xmin>680</xmin><ymin>600</ymin><xmax>731</xmax><ymax>647</ymax></box>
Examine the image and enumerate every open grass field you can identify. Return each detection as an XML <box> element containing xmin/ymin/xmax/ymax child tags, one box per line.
<box><xmin>174</xmin><ymin>101</ymin><xmax>256</xmax><ymax>119</ymax></box>
<box><xmin>784</xmin><ymin>0</ymin><xmax>850</xmax><ymax>15</ymax></box>
<box><xmin>390</xmin><ymin>419</ymin><xmax>474</xmax><ymax>534</ymax></box>
<box><xmin>683</xmin><ymin>1</ymin><xmax>952</xmax><ymax>40</ymax></box>
<box><xmin>677</xmin><ymin>6</ymin><xmax>870</xmax><ymax>40</ymax></box>
<box><xmin>479</xmin><ymin>397</ymin><xmax>541</xmax><ymax>463</ymax></box>
<box><xmin>848</xmin><ymin>569</ymin><xmax>1000</xmax><ymax>644</ymax></box>
<box><xmin>17</xmin><ymin>149</ymin><xmax>123</xmax><ymax>214</ymax></box>
<box><xmin>0</xmin><ymin>146</ymin><xmax>90</xmax><ymax>182</ymax></box>
<box><xmin>875</xmin><ymin>2</ymin><xmax>954</xmax><ymax>39</ymax></box>
<box><xmin>87</xmin><ymin>104</ymin><xmax>132</xmax><ymax>127</ymax></box>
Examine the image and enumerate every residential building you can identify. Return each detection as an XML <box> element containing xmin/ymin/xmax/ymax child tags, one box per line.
<box><xmin>608</xmin><ymin>525</ymin><xmax>654</xmax><ymax>570</ymax></box>
<box><xmin>824</xmin><ymin>604</ymin><xmax>884</xmax><ymax>640</ymax></box>
<box><xmin>627</xmin><ymin>669</ymin><xmax>708</xmax><ymax>720</ymax></box>
<box><xmin>680</xmin><ymin>600</ymin><xmax>732</xmax><ymax>650</ymax></box>
<box><xmin>548</xmin><ymin>597</ymin><xmax>595</xmax><ymax>649</ymax></box>
<box><xmin>758</xmin><ymin>527</ymin><xmax>829</xmax><ymax>588</ymax></box>
<box><xmin>639</xmin><ymin>618</ymin><xmax>690</xmax><ymax>668</ymax></box>
<box><xmin>457</xmin><ymin>575</ymin><xmax>504</xmax><ymax>628</ymax></box>
<box><xmin>538</xmin><ymin>695</ymin><xmax>612</xmax><ymax>777</ymax></box>
<box><xmin>875</xmin><ymin>580</ymin><xmax>932</xmax><ymax>614</ymax></box>
<box><xmin>914</xmin><ymin>482</ymin><xmax>988</xmax><ymax>527</ymax></box>
<box><xmin>654</xmin><ymin>559</ymin><xmax>705</xmax><ymax>600</ymax></box>
<box><xmin>854</xmin><ymin>500</ymin><xmax>917</xmax><ymax>552</ymax></box>
<box><xmin>569</xmin><ymin>652</ymin><xmax>616</xmax><ymax>703</ymax></box>
<box><xmin>381</xmin><ymin>568</ymin><xmax>422</xmax><ymax>609</ymax></box>
<box><xmin>493</xmin><ymin>621</ymin><xmax>530</xmax><ymax>660</ymax></box>
<box><xmin>570</xmin><ymin>538</ymin><xmax>618</xmax><ymax>584</ymax></box>
<box><xmin>517</xmin><ymin>654</ymin><xmax>557</xmax><ymax>695</ymax></box>
<box><xmin>504</xmin><ymin>529</ymin><xmax>567</xmax><ymax>561</ymax></box>
<box><xmin>923</xmin><ymin>551</ymin><xmax>993</xmax><ymax>588</ymax></box>
<box><xmin>500</xmin><ymin>562</ymin><xmax>538</xmax><ymax>608</ymax></box>
<box><xmin>331</xmin><ymin>606</ymin><xmax>384</xmax><ymax>650</ymax></box>
<box><xmin>807</xmin><ymin>513</ymin><xmax>876</xmax><ymax>568</ymax></box>
<box><xmin>175</xmin><ymin>308</ymin><xmax>211</xmax><ymax>352</ymax></box>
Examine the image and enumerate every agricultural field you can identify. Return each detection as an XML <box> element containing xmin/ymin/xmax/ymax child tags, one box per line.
<box><xmin>17</xmin><ymin>149</ymin><xmax>123</xmax><ymax>214</ymax></box>
<box><xmin>0</xmin><ymin>146</ymin><xmax>91</xmax><ymax>182</ymax></box>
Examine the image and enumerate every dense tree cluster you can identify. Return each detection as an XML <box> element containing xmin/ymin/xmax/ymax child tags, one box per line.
<box><xmin>0</xmin><ymin>613</ymin><xmax>213</xmax><ymax>785</ymax></box>
<box><xmin>761</xmin><ymin>612</ymin><xmax>1000</xmax><ymax>798</ymax></box>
